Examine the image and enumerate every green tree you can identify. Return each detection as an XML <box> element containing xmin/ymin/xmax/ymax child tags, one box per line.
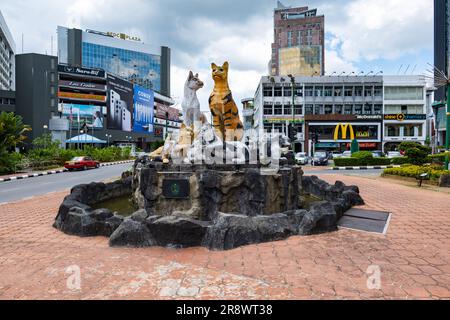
<box><xmin>0</xmin><ymin>112</ymin><xmax>31</xmax><ymax>153</ymax></box>
<box><xmin>399</xmin><ymin>142</ymin><xmax>431</xmax><ymax>165</ymax></box>
<box><xmin>0</xmin><ymin>112</ymin><xmax>31</xmax><ymax>174</ymax></box>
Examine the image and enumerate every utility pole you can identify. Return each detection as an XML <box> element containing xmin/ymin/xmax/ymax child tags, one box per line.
<box><xmin>446</xmin><ymin>85</ymin><xmax>450</xmax><ymax>170</ymax></box>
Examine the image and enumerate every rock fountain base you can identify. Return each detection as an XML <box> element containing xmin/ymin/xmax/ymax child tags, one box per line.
<box><xmin>53</xmin><ymin>159</ymin><xmax>364</xmax><ymax>250</ymax></box>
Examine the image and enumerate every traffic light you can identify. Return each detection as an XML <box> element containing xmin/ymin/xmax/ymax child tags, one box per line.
<box><xmin>288</xmin><ymin>124</ymin><xmax>297</xmax><ymax>140</ymax></box>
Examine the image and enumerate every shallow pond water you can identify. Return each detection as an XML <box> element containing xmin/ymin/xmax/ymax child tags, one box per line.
<box><xmin>92</xmin><ymin>196</ymin><xmax>137</xmax><ymax>217</ymax></box>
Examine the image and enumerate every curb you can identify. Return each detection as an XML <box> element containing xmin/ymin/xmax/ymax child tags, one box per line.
<box><xmin>331</xmin><ymin>165</ymin><xmax>401</xmax><ymax>171</ymax></box>
<box><xmin>0</xmin><ymin>160</ymin><xmax>134</xmax><ymax>183</ymax></box>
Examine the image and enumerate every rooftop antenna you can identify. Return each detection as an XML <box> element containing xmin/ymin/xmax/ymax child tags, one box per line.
<box><xmin>51</xmin><ymin>36</ymin><xmax>53</xmax><ymax>56</ymax></box>
<box><xmin>21</xmin><ymin>34</ymin><xmax>24</xmax><ymax>53</ymax></box>
<box><xmin>411</xmin><ymin>65</ymin><xmax>417</xmax><ymax>75</ymax></box>
<box><xmin>404</xmin><ymin>65</ymin><xmax>410</xmax><ymax>75</ymax></box>
<box><xmin>397</xmin><ymin>64</ymin><xmax>403</xmax><ymax>75</ymax></box>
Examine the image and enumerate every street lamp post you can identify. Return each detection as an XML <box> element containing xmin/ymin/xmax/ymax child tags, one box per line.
<box><xmin>288</xmin><ymin>74</ymin><xmax>296</xmax><ymax>151</ymax></box>
<box><xmin>446</xmin><ymin>86</ymin><xmax>450</xmax><ymax>170</ymax></box>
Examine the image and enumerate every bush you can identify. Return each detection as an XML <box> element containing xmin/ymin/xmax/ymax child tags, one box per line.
<box><xmin>398</xmin><ymin>142</ymin><xmax>431</xmax><ymax>165</ymax></box>
<box><xmin>383</xmin><ymin>165</ymin><xmax>450</xmax><ymax>181</ymax></box>
<box><xmin>0</xmin><ymin>151</ymin><xmax>23</xmax><ymax>174</ymax></box>
<box><xmin>428</xmin><ymin>152</ymin><xmax>449</xmax><ymax>164</ymax></box>
<box><xmin>334</xmin><ymin>157</ymin><xmax>391</xmax><ymax>167</ymax></box>
<box><xmin>391</xmin><ymin>157</ymin><xmax>411</xmax><ymax>165</ymax></box>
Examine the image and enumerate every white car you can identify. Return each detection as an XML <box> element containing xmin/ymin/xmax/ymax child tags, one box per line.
<box><xmin>295</xmin><ymin>152</ymin><xmax>309</xmax><ymax>165</ymax></box>
<box><xmin>387</xmin><ymin>151</ymin><xmax>403</xmax><ymax>159</ymax></box>
<box><xmin>342</xmin><ymin>151</ymin><xmax>352</xmax><ymax>158</ymax></box>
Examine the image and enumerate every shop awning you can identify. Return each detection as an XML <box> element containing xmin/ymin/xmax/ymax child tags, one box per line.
<box><xmin>66</xmin><ymin>134</ymin><xmax>107</xmax><ymax>144</ymax></box>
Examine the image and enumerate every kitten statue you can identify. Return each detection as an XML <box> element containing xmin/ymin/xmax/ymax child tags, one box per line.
<box><xmin>182</xmin><ymin>71</ymin><xmax>204</xmax><ymax>127</ymax></box>
<box><xmin>209</xmin><ymin>62</ymin><xmax>244</xmax><ymax>142</ymax></box>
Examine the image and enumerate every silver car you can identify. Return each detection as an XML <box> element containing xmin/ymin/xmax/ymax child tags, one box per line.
<box><xmin>295</xmin><ymin>152</ymin><xmax>309</xmax><ymax>165</ymax></box>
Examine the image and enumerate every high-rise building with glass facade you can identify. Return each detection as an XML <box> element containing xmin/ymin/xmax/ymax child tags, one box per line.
<box><xmin>57</xmin><ymin>27</ymin><xmax>170</xmax><ymax>96</ymax></box>
<box><xmin>0</xmin><ymin>10</ymin><xmax>15</xmax><ymax>90</ymax></box>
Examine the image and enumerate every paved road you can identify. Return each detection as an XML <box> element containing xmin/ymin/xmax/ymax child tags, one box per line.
<box><xmin>303</xmin><ymin>167</ymin><xmax>384</xmax><ymax>177</ymax></box>
<box><xmin>0</xmin><ymin>163</ymin><xmax>133</xmax><ymax>204</ymax></box>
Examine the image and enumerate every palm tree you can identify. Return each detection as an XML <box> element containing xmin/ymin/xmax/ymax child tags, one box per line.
<box><xmin>0</xmin><ymin>112</ymin><xmax>32</xmax><ymax>152</ymax></box>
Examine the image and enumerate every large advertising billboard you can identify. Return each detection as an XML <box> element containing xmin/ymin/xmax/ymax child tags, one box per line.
<box><xmin>155</xmin><ymin>102</ymin><xmax>180</xmax><ymax>122</ymax></box>
<box><xmin>59</xmin><ymin>103</ymin><xmax>104</xmax><ymax>129</ymax></box>
<box><xmin>107</xmin><ymin>74</ymin><xmax>134</xmax><ymax>132</ymax></box>
<box><xmin>133</xmin><ymin>86</ymin><xmax>154</xmax><ymax>134</ymax></box>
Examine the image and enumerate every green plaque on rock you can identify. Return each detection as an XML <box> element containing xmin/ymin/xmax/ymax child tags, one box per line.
<box><xmin>163</xmin><ymin>179</ymin><xmax>190</xmax><ymax>199</ymax></box>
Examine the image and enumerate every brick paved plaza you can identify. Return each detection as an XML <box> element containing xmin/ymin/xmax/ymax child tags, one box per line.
<box><xmin>0</xmin><ymin>174</ymin><xmax>449</xmax><ymax>300</ymax></box>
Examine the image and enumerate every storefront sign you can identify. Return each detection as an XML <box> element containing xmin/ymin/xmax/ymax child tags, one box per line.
<box><xmin>355</xmin><ymin>115</ymin><xmax>383</xmax><ymax>120</ymax></box>
<box><xmin>384</xmin><ymin>114</ymin><xmax>426</xmax><ymax>121</ymax></box>
<box><xmin>58</xmin><ymin>91</ymin><xmax>106</xmax><ymax>102</ymax></box>
<box><xmin>334</xmin><ymin>124</ymin><xmax>355</xmax><ymax>141</ymax></box>
<box><xmin>263</xmin><ymin>117</ymin><xmax>304</xmax><ymax>124</ymax></box>
<box><xmin>58</xmin><ymin>65</ymin><xmax>105</xmax><ymax>78</ymax></box>
<box><xmin>59</xmin><ymin>80</ymin><xmax>106</xmax><ymax>91</ymax></box>
<box><xmin>155</xmin><ymin>102</ymin><xmax>180</xmax><ymax>122</ymax></box>
<box><xmin>346</xmin><ymin>143</ymin><xmax>377</xmax><ymax>149</ymax></box>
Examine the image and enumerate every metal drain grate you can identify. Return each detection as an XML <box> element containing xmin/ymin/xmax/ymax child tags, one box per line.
<box><xmin>338</xmin><ymin>209</ymin><xmax>391</xmax><ymax>234</ymax></box>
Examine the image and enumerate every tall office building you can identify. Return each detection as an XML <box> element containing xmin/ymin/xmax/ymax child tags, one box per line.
<box><xmin>57</xmin><ymin>27</ymin><xmax>171</xmax><ymax>96</ymax></box>
<box><xmin>0</xmin><ymin>10</ymin><xmax>15</xmax><ymax>90</ymax></box>
<box><xmin>433</xmin><ymin>0</ymin><xmax>449</xmax><ymax>145</ymax></box>
<box><xmin>270</xmin><ymin>1</ymin><xmax>325</xmax><ymax>77</ymax></box>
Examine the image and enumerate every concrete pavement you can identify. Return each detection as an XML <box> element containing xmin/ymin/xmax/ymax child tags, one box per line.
<box><xmin>0</xmin><ymin>173</ymin><xmax>448</xmax><ymax>300</ymax></box>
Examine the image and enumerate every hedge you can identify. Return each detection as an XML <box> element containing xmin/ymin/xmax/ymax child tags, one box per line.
<box><xmin>428</xmin><ymin>152</ymin><xmax>449</xmax><ymax>164</ymax></box>
<box><xmin>391</xmin><ymin>157</ymin><xmax>411</xmax><ymax>165</ymax></box>
<box><xmin>383</xmin><ymin>165</ymin><xmax>450</xmax><ymax>181</ymax></box>
<box><xmin>334</xmin><ymin>157</ymin><xmax>392</xmax><ymax>167</ymax></box>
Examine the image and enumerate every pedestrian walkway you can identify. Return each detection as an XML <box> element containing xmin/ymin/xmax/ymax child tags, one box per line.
<box><xmin>0</xmin><ymin>174</ymin><xmax>448</xmax><ymax>300</ymax></box>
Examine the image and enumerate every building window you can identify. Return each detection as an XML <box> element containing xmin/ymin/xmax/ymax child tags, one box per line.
<box><xmin>274</xmin><ymin>87</ymin><xmax>282</xmax><ymax>97</ymax></box>
<box><xmin>386</xmin><ymin>125</ymin><xmax>401</xmax><ymax>137</ymax></box>
<box><xmin>305</xmin><ymin>87</ymin><xmax>314</xmax><ymax>97</ymax></box>
<box><xmin>335</xmin><ymin>105</ymin><xmax>343</xmax><ymax>114</ymax></box>
<box><xmin>334</xmin><ymin>87</ymin><xmax>342</xmax><ymax>97</ymax></box>
<box><xmin>324</xmin><ymin>87</ymin><xmax>333</xmax><ymax>97</ymax></box>
<box><xmin>374</xmin><ymin>105</ymin><xmax>382</xmax><ymax>114</ymax></box>
<box><xmin>283</xmin><ymin>87</ymin><xmax>292</xmax><ymax>97</ymax></box>
<box><xmin>284</xmin><ymin>105</ymin><xmax>292</xmax><ymax>115</ymax></box>
<box><xmin>363</xmin><ymin>104</ymin><xmax>372</xmax><ymax>114</ymax></box>
<box><xmin>344</xmin><ymin>87</ymin><xmax>353</xmax><ymax>97</ymax></box>
<box><xmin>354</xmin><ymin>105</ymin><xmax>363</xmax><ymax>115</ymax></box>
<box><xmin>314</xmin><ymin>105</ymin><xmax>323</xmax><ymax>115</ymax></box>
<box><xmin>355</xmin><ymin>87</ymin><xmax>363</xmax><ymax>97</ymax></box>
<box><xmin>295</xmin><ymin>86</ymin><xmax>303</xmax><ymax>97</ymax></box>
<box><xmin>264</xmin><ymin>104</ymin><xmax>273</xmax><ymax>115</ymax></box>
<box><xmin>385</xmin><ymin>86</ymin><xmax>424</xmax><ymax>100</ymax></box>
<box><xmin>305</xmin><ymin>105</ymin><xmax>313</xmax><ymax>115</ymax></box>
<box><xmin>264</xmin><ymin>123</ymin><xmax>273</xmax><ymax>133</ymax></box>
<box><xmin>273</xmin><ymin>123</ymin><xmax>284</xmax><ymax>134</ymax></box>
<box><xmin>344</xmin><ymin>105</ymin><xmax>352</xmax><ymax>115</ymax></box>
<box><xmin>274</xmin><ymin>105</ymin><xmax>283</xmax><ymax>115</ymax></box>
<box><xmin>294</xmin><ymin>105</ymin><xmax>303</xmax><ymax>115</ymax></box>
<box><xmin>263</xmin><ymin>86</ymin><xmax>273</xmax><ymax>97</ymax></box>
<box><xmin>364</xmin><ymin>88</ymin><xmax>373</xmax><ymax>97</ymax></box>
<box><xmin>324</xmin><ymin>105</ymin><xmax>333</xmax><ymax>114</ymax></box>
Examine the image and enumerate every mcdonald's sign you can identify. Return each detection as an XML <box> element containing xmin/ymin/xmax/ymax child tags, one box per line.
<box><xmin>334</xmin><ymin>124</ymin><xmax>355</xmax><ymax>141</ymax></box>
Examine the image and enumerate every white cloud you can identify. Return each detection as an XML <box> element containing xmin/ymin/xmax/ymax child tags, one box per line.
<box><xmin>323</xmin><ymin>0</ymin><xmax>433</xmax><ymax>63</ymax></box>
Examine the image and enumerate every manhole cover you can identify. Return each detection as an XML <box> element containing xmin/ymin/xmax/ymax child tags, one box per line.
<box><xmin>338</xmin><ymin>209</ymin><xmax>391</xmax><ymax>234</ymax></box>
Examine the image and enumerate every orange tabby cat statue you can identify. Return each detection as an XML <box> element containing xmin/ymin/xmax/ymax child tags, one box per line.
<box><xmin>209</xmin><ymin>62</ymin><xmax>244</xmax><ymax>142</ymax></box>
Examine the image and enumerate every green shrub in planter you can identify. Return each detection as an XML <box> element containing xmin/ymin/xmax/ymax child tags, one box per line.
<box><xmin>334</xmin><ymin>158</ymin><xmax>362</xmax><ymax>167</ymax></box>
<box><xmin>366</xmin><ymin>157</ymin><xmax>392</xmax><ymax>166</ymax></box>
<box><xmin>391</xmin><ymin>157</ymin><xmax>411</xmax><ymax>165</ymax></box>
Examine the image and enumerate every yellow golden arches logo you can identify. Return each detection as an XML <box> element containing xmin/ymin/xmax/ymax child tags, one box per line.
<box><xmin>334</xmin><ymin>124</ymin><xmax>355</xmax><ymax>141</ymax></box>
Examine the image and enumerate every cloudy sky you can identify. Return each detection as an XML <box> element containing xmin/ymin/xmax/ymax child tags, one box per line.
<box><xmin>1</xmin><ymin>0</ymin><xmax>433</xmax><ymax>114</ymax></box>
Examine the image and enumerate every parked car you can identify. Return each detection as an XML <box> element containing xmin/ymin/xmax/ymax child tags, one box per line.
<box><xmin>312</xmin><ymin>151</ymin><xmax>329</xmax><ymax>166</ymax></box>
<box><xmin>295</xmin><ymin>152</ymin><xmax>309</xmax><ymax>165</ymax></box>
<box><xmin>65</xmin><ymin>157</ymin><xmax>100</xmax><ymax>171</ymax></box>
<box><xmin>342</xmin><ymin>151</ymin><xmax>352</xmax><ymax>158</ymax></box>
<box><xmin>387</xmin><ymin>151</ymin><xmax>403</xmax><ymax>159</ymax></box>
<box><xmin>372</xmin><ymin>151</ymin><xmax>384</xmax><ymax>158</ymax></box>
<box><xmin>331</xmin><ymin>151</ymin><xmax>343</xmax><ymax>159</ymax></box>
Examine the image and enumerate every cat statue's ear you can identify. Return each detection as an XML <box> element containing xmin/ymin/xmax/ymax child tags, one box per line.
<box><xmin>188</xmin><ymin>71</ymin><xmax>194</xmax><ymax>80</ymax></box>
<box><xmin>223</xmin><ymin>62</ymin><xmax>229</xmax><ymax>70</ymax></box>
<box><xmin>195</xmin><ymin>73</ymin><xmax>199</xmax><ymax>78</ymax></box>
<box><xmin>211</xmin><ymin>63</ymin><xmax>218</xmax><ymax>70</ymax></box>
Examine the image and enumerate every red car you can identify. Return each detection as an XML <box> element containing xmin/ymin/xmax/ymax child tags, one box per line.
<box><xmin>65</xmin><ymin>157</ymin><xmax>100</xmax><ymax>171</ymax></box>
